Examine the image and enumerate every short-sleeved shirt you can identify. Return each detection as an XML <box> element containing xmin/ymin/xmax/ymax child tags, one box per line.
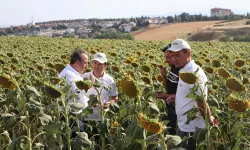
<box><xmin>58</xmin><ymin>65</ymin><xmax>89</xmax><ymax>109</ymax></box>
<box><xmin>166</xmin><ymin>67</ymin><xmax>180</xmax><ymax>94</ymax></box>
<box><xmin>81</xmin><ymin>71</ymin><xmax>118</xmax><ymax>120</ymax></box>
<box><xmin>175</xmin><ymin>60</ymin><xmax>208</xmax><ymax>132</ymax></box>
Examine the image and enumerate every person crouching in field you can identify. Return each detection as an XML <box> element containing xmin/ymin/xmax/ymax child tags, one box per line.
<box><xmin>155</xmin><ymin>43</ymin><xmax>181</xmax><ymax>135</ymax></box>
<box><xmin>167</xmin><ymin>39</ymin><xmax>217</xmax><ymax>150</ymax></box>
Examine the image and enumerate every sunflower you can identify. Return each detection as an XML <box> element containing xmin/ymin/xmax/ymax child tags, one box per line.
<box><xmin>119</xmin><ymin>76</ymin><xmax>140</xmax><ymax>98</ymax></box>
<box><xmin>111</xmin><ymin>66</ymin><xmax>120</xmax><ymax>73</ymax></box>
<box><xmin>228</xmin><ymin>94</ymin><xmax>250</xmax><ymax>112</ymax></box>
<box><xmin>141</xmin><ymin>76</ymin><xmax>152</xmax><ymax>85</ymax></box>
<box><xmin>212</xmin><ymin>60</ymin><xmax>221</xmax><ymax>68</ymax></box>
<box><xmin>156</xmin><ymin>74</ymin><xmax>163</xmax><ymax>82</ymax></box>
<box><xmin>126</xmin><ymin>70</ymin><xmax>135</xmax><ymax>79</ymax></box>
<box><xmin>218</xmin><ymin>68</ymin><xmax>231</xmax><ymax>79</ymax></box>
<box><xmin>0</xmin><ymin>74</ymin><xmax>17</xmax><ymax>90</ymax></box>
<box><xmin>179</xmin><ymin>72</ymin><xmax>198</xmax><ymax>84</ymax></box>
<box><xmin>54</xmin><ymin>63</ymin><xmax>66</xmax><ymax>73</ymax></box>
<box><xmin>234</xmin><ymin>60</ymin><xmax>245</xmax><ymax>67</ymax></box>
<box><xmin>75</xmin><ymin>80</ymin><xmax>92</xmax><ymax>91</ymax></box>
<box><xmin>242</xmin><ymin>78</ymin><xmax>250</xmax><ymax>84</ymax></box>
<box><xmin>226</xmin><ymin>78</ymin><xmax>244</xmax><ymax>92</ymax></box>
<box><xmin>204</xmin><ymin>66</ymin><xmax>214</xmax><ymax>74</ymax></box>
<box><xmin>131</xmin><ymin>62</ymin><xmax>139</xmax><ymax>68</ymax></box>
<box><xmin>141</xmin><ymin>65</ymin><xmax>151</xmax><ymax>73</ymax></box>
<box><xmin>44</xmin><ymin>82</ymin><xmax>62</xmax><ymax>98</ymax></box>
<box><xmin>139</xmin><ymin>113</ymin><xmax>162</xmax><ymax>134</ymax></box>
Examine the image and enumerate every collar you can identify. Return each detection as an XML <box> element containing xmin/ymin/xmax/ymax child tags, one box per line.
<box><xmin>91</xmin><ymin>70</ymin><xmax>106</xmax><ymax>79</ymax></box>
<box><xmin>181</xmin><ymin>60</ymin><xmax>195</xmax><ymax>71</ymax></box>
<box><xmin>67</xmin><ymin>65</ymin><xmax>81</xmax><ymax>76</ymax></box>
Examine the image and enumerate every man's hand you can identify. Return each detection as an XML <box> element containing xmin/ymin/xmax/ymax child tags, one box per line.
<box><xmin>160</xmin><ymin>67</ymin><xmax>167</xmax><ymax>78</ymax></box>
<box><xmin>166</xmin><ymin>94</ymin><xmax>175</xmax><ymax>104</ymax></box>
<box><xmin>209</xmin><ymin>116</ymin><xmax>218</xmax><ymax>126</ymax></box>
<box><xmin>155</xmin><ymin>92</ymin><xmax>168</xmax><ymax>99</ymax></box>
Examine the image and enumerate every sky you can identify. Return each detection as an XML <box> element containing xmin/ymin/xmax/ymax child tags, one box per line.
<box><xmin>0</xmin><ymin>0</ymin><xmax>250</xmax><ymax>27</ymax></box>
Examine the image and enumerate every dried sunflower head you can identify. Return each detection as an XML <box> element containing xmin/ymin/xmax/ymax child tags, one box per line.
<box><xmin>141</xmin><ymin>76</ymin><xmax>152</xmax><ymax>85</ymax></box>
<box><xmin>234</xmin><ymin>59</ymin><xmax>245</xmax><ymax>67</ymax></box>
<box><xmin>44</xmin><ymin>82</ymin><xmax>62</xmax><ymax>98</ymax></box>
<box><xmin>141</xmin><ymin>65</ymin><xmax>151</xmax><ymax>73</ymax></box>
<box><xmin>54</xmin><ymin>63</ymin><xmax>66</xmax><ymax>73</ymax></box>
<box><xmin>75</xmin><ymin>80</ymin><xmax>92</xmax><ymax>91</ymax></box>
<box><xmin>111</xmin><ymin>66</ymin><xmax>120</xmax><ymax>73</ymax></box>
<box><xmin>156</xmin><ymin>74</ymin><xmax>163</xmax><ymax>82</ymax></box>
<box><xmin>212</xmin><ymin>60</ymin><xmax>221</xmax><ymax>68</ymax></box>
<box><xmin>228</xmin><ymin>94</ymin><xmax>250</xmax><ymax>112</ymax></box>
<box><xmin>226</xmin><ymin>78</ymin><xmax>244</xmax><ymax>92</ymax></box>
<box><xmin>131</xmin><ymin>62</ymin><xmax>139</xmax><ymax>68</ymax></box>
<box><xmin>179</xmin><ymin>71</ymin><xmax>198</xmax><ymax>84</ymax></box>
<box><xmin>204</xmin><ymin>66</ymin><xmax>214</xmax><ymax>74</ymax></box>
<box><xmin>242</xmin><ymin>78</ymin><xmax>250</xmax><ymax>84</ymax></box>
<box><xmin>139</xmin><ymin>113</ymin><xmax>162</xmax><ymax>134</ymax></box>
<box><xmin>0</xmin><ymin>74</ymin><xmax>17</xmax><ymax>90</ymax></box>
<box><xmin>218</xmin><ymin>68</ymin><xmax>230</xmax><ymax>79</ymax></box>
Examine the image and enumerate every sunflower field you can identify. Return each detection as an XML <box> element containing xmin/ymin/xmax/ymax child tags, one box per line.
<box><xmin>0</xmin><ymin>36</ymin><xmax>249</xmax><ymax>150</ymax></box>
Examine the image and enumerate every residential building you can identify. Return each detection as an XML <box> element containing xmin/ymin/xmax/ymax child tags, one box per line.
<box><xmin>211</xmin><ymin>8</ymin><xmax>232</xmax><ymax>17</ymax></box>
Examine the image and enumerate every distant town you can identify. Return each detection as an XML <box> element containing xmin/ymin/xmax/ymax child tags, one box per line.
<box><xmin>1</xmin><ymin>8</ymin><xmax>249</xmax><ymax>39</ymax></box>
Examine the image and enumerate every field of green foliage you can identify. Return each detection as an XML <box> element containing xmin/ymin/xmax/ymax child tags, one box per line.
<box><xmin>0</xmin><ymin>37</ymin><xmax>249</xmax><ymax>150</ymax></box>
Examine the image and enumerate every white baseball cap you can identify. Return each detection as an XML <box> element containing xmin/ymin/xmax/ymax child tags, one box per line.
<box><xmin>168</xmin><ymin>39</ymin><xmax>191</xmax><ymax>52</ymax></box>
<box><xmin>92</xmin><ymin>52</ymin><xmax>107</xmax><ymax>64</ymax></box>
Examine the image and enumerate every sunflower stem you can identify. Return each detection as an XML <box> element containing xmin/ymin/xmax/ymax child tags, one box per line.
<box><xmin>141</xmin><ymin>129</ymin><xmax>147</xmax><ymax>150</ymax></box>
<box><xmin>60</xmin><ymin>96</ymin><xmax>71</xmax><ymax>150</ymax></box>
<box><xmin>160</xmin><ymin>132</ymin><xmax>167</xmax><ymax>150</ymax></box>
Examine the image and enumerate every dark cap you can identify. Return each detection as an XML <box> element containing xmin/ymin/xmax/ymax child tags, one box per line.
<box><xmin>162</xmin><ymin>43</ymin><xmax>172</xmax><ymax>52</ymax></box>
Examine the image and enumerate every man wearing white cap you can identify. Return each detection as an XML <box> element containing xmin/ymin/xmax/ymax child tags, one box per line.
<box><xmin>82</xmin><ymin>52</ymin><xmax>118</xmax><ymax>121</ymax></box>
<box><xmin>167</xmin><ymin>39</ymin><xmax>217</xmax><ymax>150</ymax></box>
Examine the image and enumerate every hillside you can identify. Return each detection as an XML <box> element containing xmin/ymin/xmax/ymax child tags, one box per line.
<box><xmin>133</xmin><ymin>21</ymin><xmax>220</xmax><ymax>41</ymax></box>
<box><xmin>188</xmin><ymin>19</ymin><xmax>250</xmax><ymax>41</ymax></box>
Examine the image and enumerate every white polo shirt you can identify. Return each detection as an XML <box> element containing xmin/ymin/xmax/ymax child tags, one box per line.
<box><xmin>82</xmin><ymin>71</ymin><xmax>118</xmax><ymax>120</ymax></box>
<box><xmin>58</xmin><ymin>65</ymin><xmax>89</xmax><ymax>109</ymax></box>
<box><xmin>175</xmin><ymin>60</ymin><xmax>208</xmax><ymax>132</ymax></box>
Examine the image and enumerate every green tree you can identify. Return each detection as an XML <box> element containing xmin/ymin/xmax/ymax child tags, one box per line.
<box><xmin>167</xmin><ymin>16</ymin><xmax>174</xmax><ymax>23</ymax></box>
<box><xmin>180</xmin><ymin>12</ymin><xmax>189</xmax><ymax>22</ymax></box>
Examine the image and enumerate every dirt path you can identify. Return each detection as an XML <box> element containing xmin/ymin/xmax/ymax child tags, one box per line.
<box><xmin>133</xmin><ymin>21</ymin><xmax>221</xmax><ymax>41</ymax></box>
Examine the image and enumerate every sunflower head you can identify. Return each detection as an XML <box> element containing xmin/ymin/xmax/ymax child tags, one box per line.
<box><xmin>204</xmin><ymin>66</ymin><xmax>214</xmax><ymax>74</ymax></box>
<box><xmin>156</xmin><ymin>74</ymin><xmax>163</xmax><ymax>82</ymax></box>
<box><xmin>228</xmin><ymin>94</ymin><xmax>250</xmax><ymax>112</ymax></box>
<box><xmin>126</xmin><ymin>70</ymin><xmax>135</xmax><ymax>79</ymax></box>
<box><xmin>234</xmin><ymin>59</ymin><xmax>245</xmax><ymax>67</ymax></box>
<box><xmin>139</xmin><ymin>113</ymin><xmax>162</xmax><ymax>134</ymax></box>
<box><xmin>54</xmin><ymin>63</ymin><xmax>66</xmax><ymax>73</ymax></box>
<box><xmin>226</xmin><ymin>78</ymin><xmax>244</xmax><ymax>92</ymax></box>
<box><xmin>119</xmin><ymin>76</ymin><xmax>140</xmax><ymax>98</ymax></box>
<box><xmin>141</xmin><ymin>76</ymin><xmax>152</xmax><ymax>85</ymax></box>
<box><xmin>44</xmin><ymin>82</ymin><xmax>62</xmax><ymax>98</ymax></box>
<box><xmin>141</xmin><ymin>65</ymin><xmax>151</xmax><ymax>73</ymax></box>
<box><xmin>110</xmin><ymin>52</ymin><xmax>117</xmax><ymax>57</ymax></box>
<box><xmin>179</xmin><ymin>72</ymin><xmax>198</xmax><ymax>84</ymax></box>
<box><xmin>218</xmin><ymin>68</ymin><xmax>231</xmax><ymax>79</ymax></box>
<box><xmin>47</xmin><ymin>63</ymin><xmax>54</xmax><ymax>68</ymax></box>
<box><xmin>0</xmin><ymin>74</ymin><xmax>17</xmax><ymax>90</ymax></box>
<box><xmin>212</xmin><ymin>60</ymin><xmax>221</xmax><ymax>68</ymax></box>
<box><xmin>131</xmin><ymin>62</ymin><xmax>139</xmax><ymax>68</ymax></box>
<box><xmin>242</xmin><ymin>78</ymin><xmax>250</xmax><ymax>84</ymax></box>
<box><xmin>75</xmin><ymin>80</ymin><xmax>92</xmax><ymax>91</ymax></box>
<box><xmin>111</xmin><ymin>66</ymin><xmax>120</xmax><ymax>73</ymax></box>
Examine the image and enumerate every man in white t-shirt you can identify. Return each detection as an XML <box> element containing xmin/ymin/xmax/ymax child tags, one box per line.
<box><xmin>59</xmin><ymin>49</ymin><xmax>89</xmax><ymax>109</ymax></box>
<box><xmin>82</xmin><ymin>52</ymin><xmax>118</xmax><ymax>121</ymax></box>
<box><xmin>167</xmin><ymin>39</ymin><xmax>217</xmax><ymax>150</ymax></box>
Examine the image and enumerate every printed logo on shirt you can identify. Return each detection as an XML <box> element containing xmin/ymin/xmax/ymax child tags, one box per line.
<box><xmin>168</xmin><ymin>72</ymin><xmax>179</xmax><ymax>83</ymax></box>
